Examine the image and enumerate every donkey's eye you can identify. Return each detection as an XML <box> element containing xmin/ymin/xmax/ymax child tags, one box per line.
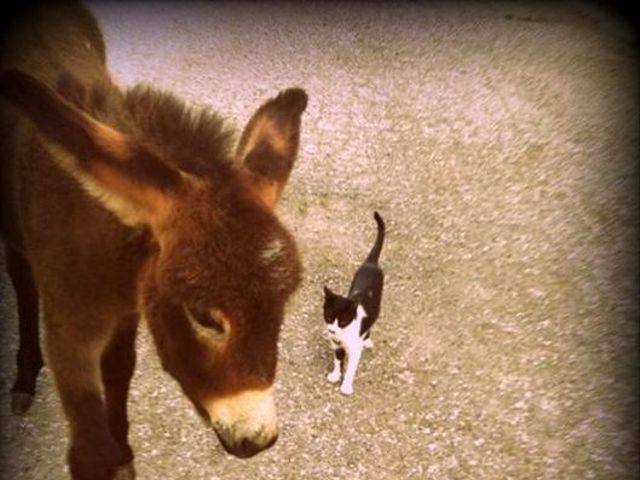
<box><xmin>185</xmin><ymin>307</ymin><xmax>225</xmax><ymax>334</ymax></box>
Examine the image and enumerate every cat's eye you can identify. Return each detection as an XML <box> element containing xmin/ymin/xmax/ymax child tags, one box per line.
<box><xmin>184</xmin><ymin>307</ymin><xmax>226</xmax><ymax>335</ymax></box>
<box><xmin>338</xmin><ymin>313</ymin><xmax>352</xmax><ymax>327</ymax></box>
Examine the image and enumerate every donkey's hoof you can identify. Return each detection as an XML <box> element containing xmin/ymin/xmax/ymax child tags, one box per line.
<box><xmin>114</xmin><ymin>462</ymin><xmax>136</xmax><ymax>480</ymax></box>
<box><xmin>11</xmin><ymin>392</ymin><xmax>34</xmax><ymax>415</ymax></box>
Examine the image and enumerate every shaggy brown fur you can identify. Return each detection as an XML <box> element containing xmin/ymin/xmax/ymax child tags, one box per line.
<box><xmin>0</xmin><ymin>2</ymin><xmax>307</xmax><ymax>479</ymax></box>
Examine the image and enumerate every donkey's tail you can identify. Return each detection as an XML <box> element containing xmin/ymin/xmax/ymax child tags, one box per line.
<box><xmin>365</xmin><ymin>211</ymin><xmax>385</xmax><ymax>264</ymax></box>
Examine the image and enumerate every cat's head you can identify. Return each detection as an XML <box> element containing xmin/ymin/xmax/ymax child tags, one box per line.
<box><xmin>323</xmin><ymin>286</ymin><xmax>357</xmax><ymax>328</ymax></box>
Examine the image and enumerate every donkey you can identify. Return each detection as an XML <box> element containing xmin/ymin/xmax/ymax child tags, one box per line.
<box><xmin>0</xmin><ymin>3</ymin><xmax>306</xmax><ymax>479</ymax></box>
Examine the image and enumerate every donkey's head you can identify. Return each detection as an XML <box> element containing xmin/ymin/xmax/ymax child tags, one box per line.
<box><xmin>0</xmin><ymin>70</ymin><xmax>306</xmax><ymax>457</ymax></box>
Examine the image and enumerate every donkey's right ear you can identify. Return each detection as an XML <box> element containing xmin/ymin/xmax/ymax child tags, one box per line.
<box><xmin>0</xmin><ymin>69</ymin><xmax>181</xmax><ymax>226</ymax></box>
<box><xmin>237</xmin><ymin>88</ymin><xmax>307</xmax><ymax>208</ymax></box>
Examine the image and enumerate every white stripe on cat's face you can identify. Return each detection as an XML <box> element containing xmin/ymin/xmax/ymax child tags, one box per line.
<box><xmin>325</xmin><ymin>304</ymin><xmax>367</xmax><ymax>347</ymax></box>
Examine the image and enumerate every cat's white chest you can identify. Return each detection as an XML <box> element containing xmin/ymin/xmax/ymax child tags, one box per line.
<box><xmin>325</xmin><ymin>304</ymin><xmax>370</xmax><ymax>395</ymax></box>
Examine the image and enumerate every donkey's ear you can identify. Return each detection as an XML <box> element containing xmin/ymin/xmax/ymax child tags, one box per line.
<box><xmin>0</xmin><ymin>69</ymin><xmax>181</xmax><ymax>226</ymax></box>
<box><xmin>236</xmin><ymin>88</ymin><xmax>307</xmax><ymax>208</ymax></box>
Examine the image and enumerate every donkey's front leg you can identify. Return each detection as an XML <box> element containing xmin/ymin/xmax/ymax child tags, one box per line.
<box><xmin>101</xmin><ymin>318</ymin><xmax>138</xmax><ymax>479</ymax></box>
<box><xmin>45</xmin><ymin>319</ymin><xmax>122</xmax><ymax>480</ymax></box>
<box><xmin>6</xmin><ymin>247</ymin><xmax>43</xmax><ymax>415</ymax></box>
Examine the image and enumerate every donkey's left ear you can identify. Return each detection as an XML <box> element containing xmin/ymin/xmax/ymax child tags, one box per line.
<box><xmin>0</xmin><ymin>69</ymin><xmax>181</xmax><ymax>227</ymax></box>
<box><xmin>236</xmin><ymin>88</ymin><xmax>307</xmax><ymax>208</ymax></box>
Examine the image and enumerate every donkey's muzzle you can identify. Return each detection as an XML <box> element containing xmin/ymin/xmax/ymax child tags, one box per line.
<box><xmin>204</xmin><ymin>387</ymin><xmax>279</xmax><ymax>458</ymax></box>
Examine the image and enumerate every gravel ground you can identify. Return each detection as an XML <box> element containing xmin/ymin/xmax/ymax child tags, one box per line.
<box><xmin>1</xmin><ymin>2</ymin><xmax>638</xmax><ymax>479</ymax></box>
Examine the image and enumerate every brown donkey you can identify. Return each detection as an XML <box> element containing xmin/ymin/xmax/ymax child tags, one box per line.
<box><xmin>0</xmin><ymin>3</ymin><xmax>306</xmax><ymax>479</ymax></box>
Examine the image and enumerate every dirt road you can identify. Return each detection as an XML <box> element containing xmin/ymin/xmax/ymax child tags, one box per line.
<box><xmin>1</xmin><ymin>2</ymin><xmax>637</xmax><ymax>479</ymax></box>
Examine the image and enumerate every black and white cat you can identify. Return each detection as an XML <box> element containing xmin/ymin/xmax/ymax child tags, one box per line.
<box><xmin>323</xmin><ymin>211</ymin><xmax>385</xmax><ymax>395</ymax></box>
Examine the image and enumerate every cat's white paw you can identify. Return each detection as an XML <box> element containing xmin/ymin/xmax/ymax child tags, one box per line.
<box><xmin>363</xmin><ymin>338</ymin><xmax>374</xmax><ymax>349</ymax></box>
<box><xmin>340</xmin><ymin>384</ymin><xmax>354</xmax><ymax>396</ymax></box>
<box><xmin>327</xmin><ymin>370</ymin><xmax>341</xmax><ymax>383</ymax></box>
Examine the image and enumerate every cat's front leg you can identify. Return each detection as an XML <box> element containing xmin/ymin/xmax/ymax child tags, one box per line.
<box><xmin>340</xmin><ymin>346</ymin><xmax>363</xmax><ymax>396</ymax></box>
<box><xmin>327</xmin><ymin>348</ymin><xmax>344</xmax><ymax>383</ymax></box>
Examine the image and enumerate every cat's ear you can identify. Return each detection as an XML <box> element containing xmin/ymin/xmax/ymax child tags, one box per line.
<box><xmin>323</xmin><ymin>286</ymin><xmax>334</xmax><ymax>299</ymax></box>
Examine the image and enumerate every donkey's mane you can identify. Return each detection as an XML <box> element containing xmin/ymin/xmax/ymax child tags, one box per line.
<box><xmin>124</xmin><ymin>85</ymin><xmax>235</xmax><ymax>177</ymax></box>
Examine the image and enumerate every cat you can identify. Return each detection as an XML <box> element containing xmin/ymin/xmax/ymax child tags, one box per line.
<box><xmin>323</xmin><ymin>211</ymin><xmax>385</xmax><ymax>395</ymax></box>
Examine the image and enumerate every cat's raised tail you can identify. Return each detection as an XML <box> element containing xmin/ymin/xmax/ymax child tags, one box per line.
<box><xmin>365</xmin><ymin>211</ymin><xmax>385</xmax><ymax>264</ymax></box>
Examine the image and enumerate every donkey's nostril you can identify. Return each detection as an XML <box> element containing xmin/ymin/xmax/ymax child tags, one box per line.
<box><xmin>238</xmin><ymin>433</ymin><xmax>278</xmax><ymax>458</ymax></box>
<box><xmin>235</xmin><ymin>438</ymin><xmax>259</xmax><ymax>458</ymax></box>
<box><xmin>240</xmin><ymin>438</ymin><xmax>257</xmax><ymax>457</ymax></box>
<box><xmin>215</xmin><ymin>429</ymin><xmax>278</xmax><ymax>458</ymax></box>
